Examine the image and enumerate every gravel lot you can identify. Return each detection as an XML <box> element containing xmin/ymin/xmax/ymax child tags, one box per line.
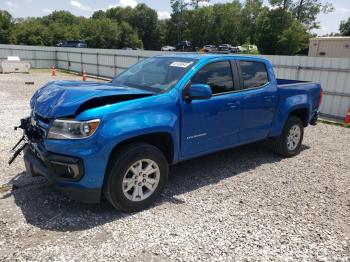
<box><xmin>0</xmin><ymin>71</ymin><xmax>349</xmax><ymax>261</ymax></box>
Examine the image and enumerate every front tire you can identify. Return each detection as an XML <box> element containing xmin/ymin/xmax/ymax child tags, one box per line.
<box><xmin>104</xmin><ymin>143</ymin><xmax>168</xmax><ymax>212</ymax></box>
<box><xmin>271</xmin><ymin>116</ymin><xmax>304</xmax><ymax>157</ymax></box>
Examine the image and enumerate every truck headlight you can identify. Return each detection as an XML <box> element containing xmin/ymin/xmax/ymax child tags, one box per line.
<box><xmin>47</xmin><ymin>119</ymin><xmax>100</xmax><ymax>139</ymax></box>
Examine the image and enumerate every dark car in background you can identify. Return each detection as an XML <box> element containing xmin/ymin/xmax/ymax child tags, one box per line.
<box><xmin>218</xmin><ymin>44</ymin><xmax>234</xmax><ymax>52</ymax></box>
<box><xmin>176</xmin><ymin>40</ymin><xmax>192</xmax><ymax>52</ymax></box>
<box><xmin>230</xmin><ymin>46</ymin><xmax>240</xmax><ymax>53</ymax></box>
<box><xmin>57</xmin><ymin>40</ymin><xmax>87</xmax><ymax>48</ymax></box>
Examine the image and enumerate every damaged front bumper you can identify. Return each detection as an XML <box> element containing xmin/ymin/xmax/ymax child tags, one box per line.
<box><xmin>23</xmin><ymin>144</ymin><xmax>101</xmax><ymax>203</ymax></box>
<box><xmin>9</xmin><ymin>116</ymin><xmax>102</xmax><ymax>204</ymax></box>
<box><xmin>24</xmin><ymin>143</ymin><xmax>84</xmax><ymax>181</ymax></box>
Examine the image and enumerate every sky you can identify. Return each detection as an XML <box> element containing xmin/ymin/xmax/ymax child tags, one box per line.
<box><xmin>1</xmin><ymin>0</ymin><xmax>350</xmax><ymax>35</ymax></box>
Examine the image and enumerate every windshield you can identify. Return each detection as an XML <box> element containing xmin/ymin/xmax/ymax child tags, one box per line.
<box><xmin>111</xmin><ymin>57</ymin><xmax>197</xmax><ymax>93</ymax></box>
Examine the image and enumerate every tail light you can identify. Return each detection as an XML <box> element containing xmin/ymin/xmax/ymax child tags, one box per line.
<box><xmin>319</xmin><ymin>88</ymin><xmax>323</xmax><ymax>106</ymax></box>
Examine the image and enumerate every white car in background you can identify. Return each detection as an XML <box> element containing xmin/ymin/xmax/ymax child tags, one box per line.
<box><xmin>161</xmin><ymin>45</ymin><xmax>176</xmax><ymax>51</ymax></box>
<box><xmin>237</xmin><ymin>45</ymin><xmax>258</xmax><ymax>52</ymax></box>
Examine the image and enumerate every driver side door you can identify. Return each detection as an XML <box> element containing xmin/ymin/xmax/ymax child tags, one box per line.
<box><xmin>180</xmin><ymin>60</ymin><xmax>243</xmax><ymax>159</ymax></box>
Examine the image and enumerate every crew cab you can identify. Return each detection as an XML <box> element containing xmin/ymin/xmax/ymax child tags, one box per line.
<box><xmin>12</xmin><ymin>54</ymin><xmax>322</xmax><ymax>212</ymax></box>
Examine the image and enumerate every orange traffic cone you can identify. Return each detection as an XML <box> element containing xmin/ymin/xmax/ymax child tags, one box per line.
<box><xmin>344</xmin><ymin>107</ymin><xmax>350</xmax><ymax>124</ymax></box>
<box><xmin>82</xmin><ymin>69</ymin><xmax>87</xmax><ymax>81</ymax></box>
<box><xmin>51</xmin><ymin>66</ymin><xmax>56</xmax><ymax>76</ymax></box>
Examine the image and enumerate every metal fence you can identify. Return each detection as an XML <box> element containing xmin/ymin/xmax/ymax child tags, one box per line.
<box><xmin>1</xmin><ymin>44</ymin><xmax>349</xmax><ymax>120</ymax></box>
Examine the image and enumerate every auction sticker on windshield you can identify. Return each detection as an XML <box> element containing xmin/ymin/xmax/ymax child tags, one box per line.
<box><xmin>170</xmin><ymin>61</ymin><xmax>193</xmax><ymax>68</ymax></box>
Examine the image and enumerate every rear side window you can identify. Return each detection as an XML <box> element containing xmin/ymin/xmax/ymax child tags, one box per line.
<box><xmin>191</xmin><ymin>61</ymin><xmax>234</xmax><ymax>95</ymax></box>
<box><xmin>239</xmin><ymin>61</ymin><xmax>268</xmax><ymax>89</ymax></box>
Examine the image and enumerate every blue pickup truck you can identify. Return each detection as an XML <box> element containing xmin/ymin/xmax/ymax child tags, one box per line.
<box><xmin>10</xmin><ymin>54</ymin><xmax>322</xmax><ymax>212</ymax></box>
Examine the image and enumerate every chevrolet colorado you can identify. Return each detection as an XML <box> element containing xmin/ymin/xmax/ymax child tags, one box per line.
<box><xmin>10</xmin><ymin>54</ymin><xmax>322</xmax><ymax>212</ymax></box>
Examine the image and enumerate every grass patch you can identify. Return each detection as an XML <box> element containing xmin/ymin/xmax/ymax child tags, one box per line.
<box><xmin>318</xmin><ymin>118</ymin><xmax>350</xmax><ymax>128</ymax></box>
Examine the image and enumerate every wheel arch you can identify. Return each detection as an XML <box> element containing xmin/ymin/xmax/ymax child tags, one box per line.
<box><xmin>269</xmin><ymin>105</ymin><xmax>310</xmax><ymax>137</ymax></box>
<box><xmin>104</xmin><ymin>132</ymin><xmax>175</xmax><ymax>186</ymax></box>
<box><xmin>288</xmin><ymin>107</ymin><xmax>309</xmax><ymax>127</ymax></box>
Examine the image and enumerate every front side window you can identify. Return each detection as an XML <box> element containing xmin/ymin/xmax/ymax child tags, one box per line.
<box><xmin>239</xmin><ymin>61</ymin><xmax>269</xmax><ymax>89</ymax></box>
<box><xmin>191</xmin><ymin>61</ymin><xmax>234</xmax><ymax>95</ymax></box>
<box><xmin>112</xmin><ymin>57</ymin><xmax>197</xmax><ymax>93</ymax></box>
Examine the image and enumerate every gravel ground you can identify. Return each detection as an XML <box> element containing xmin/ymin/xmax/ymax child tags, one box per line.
<box><xmin>0</xmin><ymin>71</ymin><xmax>349</xmax><ymax>261</ymax></box>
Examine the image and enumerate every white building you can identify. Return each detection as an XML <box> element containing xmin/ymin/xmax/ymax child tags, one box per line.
<box><xmin>308</xmin><ymin>37</ymin><xmax>350</xmax><ymax>58</ymax></box>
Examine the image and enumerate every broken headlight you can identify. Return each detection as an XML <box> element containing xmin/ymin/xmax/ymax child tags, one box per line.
<box><xmin>47</xmin><ymin>119</ymin><xmax>100</xmax><ymax>140</ymax></box>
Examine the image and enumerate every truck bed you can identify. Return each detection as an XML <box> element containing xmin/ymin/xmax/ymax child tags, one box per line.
<box><xmin>277</xmin><ymin>79</ymin><xmax>309</xmax><ymax>86</ymax></box>
<box><xmin>275</xmin><ymin>78</ymin><xmax>321</xmax><ymax>126</ymax></box>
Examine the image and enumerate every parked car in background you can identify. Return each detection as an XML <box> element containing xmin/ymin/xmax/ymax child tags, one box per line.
<box><xmin>237</xmin><ymin>45</ymin><xmax>258</xmax><ymax>53</ymax></box>
<box><xmin>231</xmin><ymin>46</ymin><xmax>240</xmax><ymax>53</ymax></box>
<box><xmin>236</xmin><ymin>46</ymin><xmax>246</xmax><ymax>52</ymax></box>
<box><xmin>246</xmin><ymin>44</ymin><xmax>258</xmax><ymax>51</ymax></box>
<box><xmin>161</xmin><ymin>45</ymin><xmax>176</xmax><ymax>51</ymax></box>
<box><xmin>218</xmin><ymin>44</ymin><xmax>234</xmax><ymax>52</ymax></box>
<box><xmin>176</xmin><ymin>40</ymin><xmax>192</xmax><ymax>51</ymax></box>
<box><xmin>202</xmin><ymin>45</ymin><xmax>217</xmax><ymax>52</ymax></box>
<box><xmin>12</xmin><ymin>54</ymin><xmax>322</xmax><ymax>213</ymax></box>
<box><xmin>57</xmin><ymin>40</ymin><xmax>87</xmax><ymax>48</ymax></box>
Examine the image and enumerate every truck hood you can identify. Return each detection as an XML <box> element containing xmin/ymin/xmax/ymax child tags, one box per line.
<box><xmin>31</xmin><ymin>80</ymin><xmax>154</xmax><ymax>118</ymax></box>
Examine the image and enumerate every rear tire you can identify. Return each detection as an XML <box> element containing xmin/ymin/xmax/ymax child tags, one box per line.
<box><xmin>271</xmin><ymin>116</ymin><xmax>304</xmax><ymax>157</ymax></box>
<box><xmin>104</xmin><ymin>143</ymin><xmax>168</xmax><ymax>212</ymax></box>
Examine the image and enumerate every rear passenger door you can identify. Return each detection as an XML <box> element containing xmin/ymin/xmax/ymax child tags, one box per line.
<box><xmin>237</xmin><ymin>60</ymin><xmax>278</xmax><ymax>143</ymax></box>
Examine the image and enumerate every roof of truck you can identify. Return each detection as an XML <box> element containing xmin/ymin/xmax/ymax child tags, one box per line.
<box><xmin>157</xmin><ymin>53</ymin><xmax>270</xmax><ymax>64</ymax></box>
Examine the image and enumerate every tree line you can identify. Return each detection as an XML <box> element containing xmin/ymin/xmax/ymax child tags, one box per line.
<box><xmin>0</xmin><ymin>0</ymin><xmax>343</xmax><ymax>55</ymax></box>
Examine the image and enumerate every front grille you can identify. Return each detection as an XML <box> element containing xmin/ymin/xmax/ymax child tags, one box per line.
<box><xmin>29</xmin><ymin>112</ymin><xmax>50</xmax><ymax>141</ymax></box>
<box><xmin>35</xmin><ymin>113</ymin><xmax>51</xmax><ymax>125</ymax></box>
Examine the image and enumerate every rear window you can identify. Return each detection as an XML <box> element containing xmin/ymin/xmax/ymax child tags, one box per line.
<box><xmin>239</xmin><ymin>61</ymin><xmax>269</xmax><ymax>89</ymax></box>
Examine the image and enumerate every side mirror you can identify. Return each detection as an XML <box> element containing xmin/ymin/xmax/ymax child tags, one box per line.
<box><xmin>186</xmin><ymin>84</ymin><xmax>212</xmax><ymax>101</ymax></box>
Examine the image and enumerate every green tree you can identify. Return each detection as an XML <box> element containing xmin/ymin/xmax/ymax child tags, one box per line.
<box><xmin>157</xmin><ymin>19</ymin><xmax>168</xmax><ymax>47</ymax></box>
<box><xmin>105</xmin><ymin>6</ymin><xmax>134</xmax><ymax>23</ymax></box>
<box><xmin>40</xmin><ymin>11</ymin><xmax>84</xmax><ymax>46</ymax></box>
<box><xmin>92</xmin><ymin>10</ymin><xmax>106</xmax><ymax>20</ymax></box>
<box><xmin>269</xmin><ymin>0</ymin><xmax>334</xmax><ymax>29</ymax></box>
<box><xmin>293</xmin><ymin>0</ymin><xmax>333</xmax><ymax>29</ymax></box>
<box><xmin>191</xmin><ymin>0</ymin><xmax>210</xmax><ymax>9</ymax></box>
<box><xmin>80</xmin><ymin>18</ymin><xmax>120</xmax><ymax>49</ymax></box>
<box><xmin>118</xmin><ymin>22</ymin><xmax>143</xmax><ymax>49</ymax></box>
<box><xmin>10</xmin><ymin>19</ymin><xmax>51</xmax><ymax>45</ymax></box>
<box><xmin>130</xmin><ymin>4</ymin><xmax>161</xmax><ymax>50</ymax></box>
<box><xmin>276</xmin><ymin>21</ymin><xmax>310</xmax><ymax>54</ymax></box>
<box><xmin>208</xmin><ymin>2</ymin><xmax>243</xmax><ymax>45</ymax></box>
<box><xmin>0</xmin><ymin>1</ymin><xmax>323</xmax><ymax>55</ymax></box>
<box><xmin>255</xmin><ymin>8</ymin><xmax>292</xmax><ymax>54</ymax></box>
<box><xmin>102</xmin><ymin>4</ymin><xmax>161</xmax><ymax>50</ymax></box>
<box><xmin>255</xmin><ymin>8</ymin><xmax>310</xmax><ymax>55</ymax></box>
<box><xmin>0</xmin><ymin>10</ymin><xmax>12</xmax><ymax>44</ymax></box>
<box><xmin>183</xmin><ymin>5</ymin><xmax>213</xmax><ymax>47</ymax></box>
<box><xmin>170</xmin><ymin>0</ymin><xmax>190</xmax><ymax>43</ymax></box>
<box><xmin>241</xmin><ymin>0</ymin><xmax>265</xmax><ymax>45</ymax></box>
<box><xmin>42</xmin><ymin>10</ymin><xmax>81</xmax><ymax>25</ymax></box>
<box><xmin>269</xmin><ymin>0</ymin><xmax>292</xmax><ymax>10</ymax></box>
<box><xmin>340</xmin><ymin>18</ymin><xmax>350</xmax><ymax>36</ymax></box>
